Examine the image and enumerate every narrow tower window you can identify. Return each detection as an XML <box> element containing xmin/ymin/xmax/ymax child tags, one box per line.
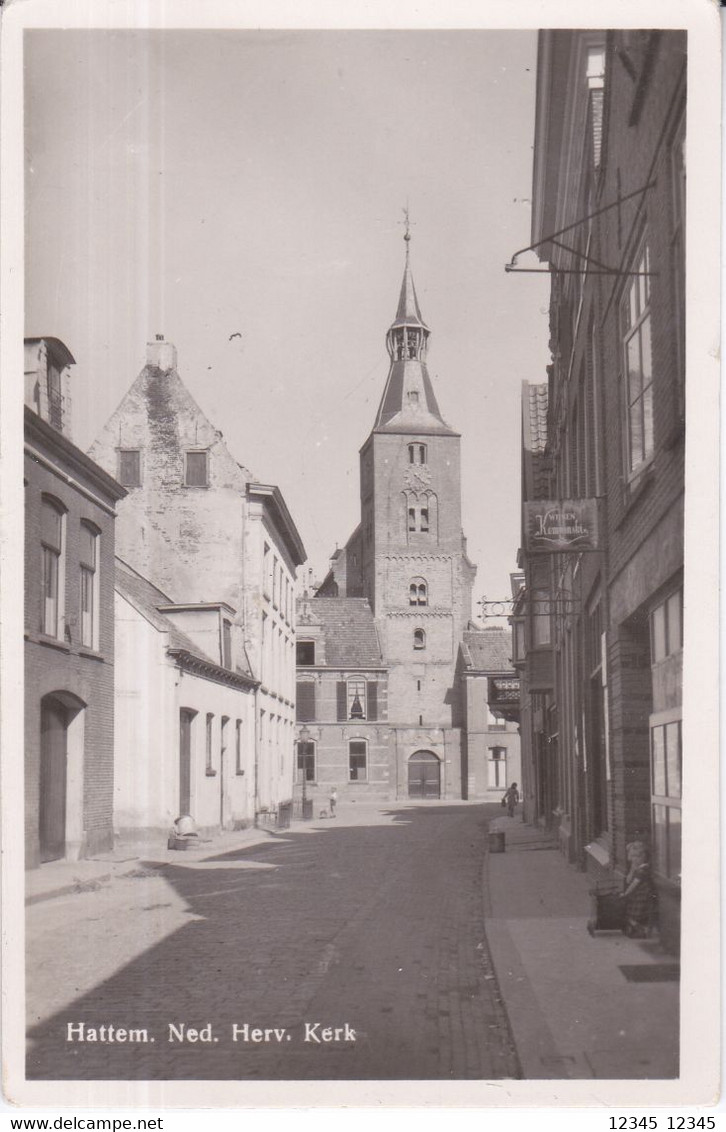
<box><xmin>409</xmin><ymin>579</ymin><xmax>428</xmax><ymax>606</ymax></box>
<box><xmin>408</xmin><ymin>443</ymin><xmax>427</xmax><ymax>465</ymax></box>
<box><xmin>413</xmin><ymin>628</ymin><xmax>426</xmax><ymax>650</ymax></box>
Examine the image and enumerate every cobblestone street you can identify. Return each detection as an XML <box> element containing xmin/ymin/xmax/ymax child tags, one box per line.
<box><xmin>27</xmin><ymin>802</ymin><xmax>520</xmax><ymax>1081</ymax></box>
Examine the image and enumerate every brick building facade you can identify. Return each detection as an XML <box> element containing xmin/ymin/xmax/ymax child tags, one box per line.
<box><xmin>515</xmin><ymin>31</ymin><xmax>685</xmax><ymax>950</ymax></box>
<box><xmin>295</xmin><ymin>596</ymin><xmax>390</xmax><ymax>807</ymax></box>
<box><xmin>24</xmin><ymin>338</ymin><xmax>126</xmax><ymax>867</ymax></box>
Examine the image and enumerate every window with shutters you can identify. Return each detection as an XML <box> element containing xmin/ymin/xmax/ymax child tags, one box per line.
<box><xmin>337</xmin><ymin>679</ymin><xmax>377</xmax><ymax>721</ymax></box>
<box><xmin>296</xmin><ymin>680</ymin><xmax>316</xmax><ymax>722</ymax></box>
<box><xmin>347</xmin><ymin>677</ymin><xmax>366</xmax><ymax>720</ymax></box>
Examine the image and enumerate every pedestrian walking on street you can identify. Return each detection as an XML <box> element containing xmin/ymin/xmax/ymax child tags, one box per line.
<box><xmin>503</xmin><ymin>782</ymin><xmax>520</xmax><ymax>818</ymax></box>
<box><xmin>329</xmin><ymin>786</ymin><xmax>338</xmax><ymax>817</ymax></box>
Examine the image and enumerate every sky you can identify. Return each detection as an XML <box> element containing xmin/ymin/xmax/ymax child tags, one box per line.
<box><xmin>24</xmin><ymin>28</ymin><xmax>551</xmax><ymax>612</ymax></box>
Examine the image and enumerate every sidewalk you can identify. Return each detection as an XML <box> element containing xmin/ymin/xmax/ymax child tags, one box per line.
<box><xmin>483</xmin><ymin>813</ymin><xmax>680</xmax><ymax>1080</ymax></box>
<box><xmin>24</xmin><ymin>823</ymin><xmax>279</xmax><ymax>906</ymax></box>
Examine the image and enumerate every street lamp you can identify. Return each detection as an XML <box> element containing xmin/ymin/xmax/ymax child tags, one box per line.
<box><xmin>298</xmin><ymin>725</ymin><xmax>313</xmax><ymax>820</ymax></box>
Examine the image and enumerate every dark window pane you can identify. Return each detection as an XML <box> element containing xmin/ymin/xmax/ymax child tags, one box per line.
<box><xmin>667</xmin><ymin>808</ymin><xmax>681</xmax><ymax>881</ymax></box>
<box><xmin>41</xmin><ymin>499</ymin><xmax>63</xmax><ymax>549</ymax></box>
<box><xmin>651</xmin><ymin>725</ymin><xmax>666</xmax><ymax>796</ymax></box>
<box><xmin>79</xmin><ymin>523</ymin><xmax>97</xmax><ymax>568</ymax></box>
<box><xmin>367</xmin><ymin>682</ymin><xmax>378</xmax><ymax>721</ymax></box>
<box><xmin>665</xmin><ymin>721</ymin><xmax>681</xmax><ymax>799</ymax></box>
<box><xmin>297</xmin><ymin>641</ymin><xmax>315</xmax><ymax>665</ymax></box>
<box><xmin>297</xmin><ymin>740</ymin><xmax>316</xmax><ymax>782</ymax></box>
<box><xmin>118</xmin><ymin>450</ymin><xmax>141</xmax><ymax>487</ymax></box>
<box><xmin>296</xmin><ymin>682</ymin><xmax>316</xmax><ymax>722</ymax></box>
<box><xmin>667</xmin><ymin>590</ymin><xmax>682</xmax><ymax>653</ymax></box>
<box><xmin>336</xmin><ymin>681</ymin><xmax>347</xmax><ymax>721</ymax></box>
<box><xmin>185</xmin><ymin>451</ymin><xmax>208</xmax><ymax>486</ymax></box>
<box><xmin>651</xmin><ymin>603</ymin><xmax>666</xmax><ymax>663</ymax></box>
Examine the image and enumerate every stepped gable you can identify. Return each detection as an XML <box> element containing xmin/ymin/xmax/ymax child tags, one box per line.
<box><xmin>310</xmin><ymin>597</ymin><xmax>383</xmax><ymax>667</ymax></box>
<box><xmin>462</xmin><ymin>627</ymin><xmax>513</xmax><ymax>672</ymax></box>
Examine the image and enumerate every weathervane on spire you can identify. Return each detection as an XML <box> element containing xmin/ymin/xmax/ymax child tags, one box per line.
<box><xmin>399</xmin><ymin>203</ymin><xmax>415</xmax><ymax>252</ymax></box>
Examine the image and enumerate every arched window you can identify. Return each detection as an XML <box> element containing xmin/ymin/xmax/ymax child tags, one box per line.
<box><xmin>79</xmin><ymin>521</ymin><xmax>100</xmax><ymax>649</ymax></box>
<box><xmin>41</xmin><ymin>496</ymin><xmax>66</xmax><ymax>638</ymax></box>
<box><xmin>413</xmin><ymin>628</ymin><xmax>426</xmax><ymax>650</ymax></box>
<box><xmin>409</xmin><ymin>578</ymin><xmax>428</xmax><ymax>606</ymax></box>
<box><xmin>408</xmin><ymin>443</ymin><xmax>427</xmax><ymax>465</ymax></box>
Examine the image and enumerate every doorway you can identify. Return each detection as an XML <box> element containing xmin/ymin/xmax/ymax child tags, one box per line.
<box><xmin>179</xmin><ymin>709</ymin><xmax>196</xmax><ymax>816</ymax></box>
<box><xmin>407</xmin><ymin>750</ymin><xmax>441</xmax><ymax>799</ymax></box>
<box><xmin>40</xmin><ymin>696</ymin><xmax>68</xmax><ymax>862</ymax></box>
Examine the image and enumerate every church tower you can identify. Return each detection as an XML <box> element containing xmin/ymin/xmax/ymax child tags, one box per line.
<box><xmin>358</xmin><ymin>231</ymin><xmax>476</xmax><ymax>732</ymax></box>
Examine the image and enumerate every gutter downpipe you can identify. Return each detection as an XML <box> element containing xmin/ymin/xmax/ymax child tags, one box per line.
<box><xmin>253</xmin><ymin>685</ymin><xmax>260</xmax><ymax>827</ymax></box>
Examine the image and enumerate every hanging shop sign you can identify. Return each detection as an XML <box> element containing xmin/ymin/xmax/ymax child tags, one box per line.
<box><xmin>524</xmin><ymin>499</ymin><xmax>600</xmax><ymax>554</ymax></box>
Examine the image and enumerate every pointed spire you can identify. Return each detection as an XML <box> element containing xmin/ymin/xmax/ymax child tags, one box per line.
<box><xmin>371</xmin><ymin>228</ymin><xmax>456</xmax><ymax>436</ymax></box>
<box><xmin>392</xmin><ymin>207</ymin><xmax>428</xmax><ymax>330</ymax></box>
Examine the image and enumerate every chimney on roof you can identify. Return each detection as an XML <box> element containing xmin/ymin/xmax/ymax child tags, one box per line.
<box><xmin>146</xmin><ymin>335</ymin><xmax>177</xmax><ymax>372</ymax></box>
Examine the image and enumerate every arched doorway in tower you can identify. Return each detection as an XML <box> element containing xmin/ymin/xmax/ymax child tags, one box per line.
<box><xmin>407</xmin><ymin>750</ymin><xmax>441</xmax><ymax>799</ymax></box>
<box><xmin>39</xmin><ymin>692</ymin><xmax>85</xmax><ymax>863</ymax></box>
